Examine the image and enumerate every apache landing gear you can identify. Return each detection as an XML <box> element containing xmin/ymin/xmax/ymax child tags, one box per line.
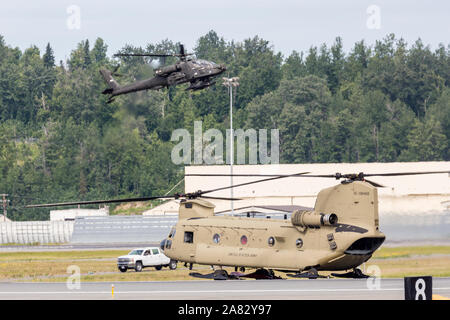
<box><xmin>189</xmin><ymin>268</ymin><xmax>283</xmax><ymax>280</ymax></box>
<box><xmin>331</xmin><ymin>268</ymin><xmax>370</xmax><ymax>279</ymax></box>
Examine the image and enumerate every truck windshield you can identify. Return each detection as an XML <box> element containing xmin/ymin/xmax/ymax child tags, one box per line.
<box><xmin>128</xmin><ymin>250</ymin><xmax>143</xmax><ymax>255</ymax></box>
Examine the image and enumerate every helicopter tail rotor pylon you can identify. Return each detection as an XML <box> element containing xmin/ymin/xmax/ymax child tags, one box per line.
<box><xmin>99</xmin><ymin>69</ymin><xmax>120</xmax><ymax>102</ymax></box>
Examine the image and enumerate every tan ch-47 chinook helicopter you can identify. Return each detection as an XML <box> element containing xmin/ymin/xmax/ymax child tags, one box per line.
<box><xmin>26</xmin><ymin>170</ymin><xmax>449</xmax><ymax>280</ymax></box>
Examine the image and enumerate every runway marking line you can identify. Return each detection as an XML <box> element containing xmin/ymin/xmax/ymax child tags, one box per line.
<box><xmin>432</xmin><ymin>294</ymin><xmax>450</xmax><ymax>300</ymax></box>
<box><xmin>1</xmin><ymin>287</ymin><xmax>450</xmax><ymax>295</ymax></box>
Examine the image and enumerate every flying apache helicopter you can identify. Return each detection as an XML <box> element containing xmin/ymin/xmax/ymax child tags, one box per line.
<box><xmin>26</xmin><ymin>170</ymin><xmax>449</xmax><ymax>280</ymax></box>
<box><xmin>100</xmin><ymin>44</ymin><xmax>226</xmax><ymax>103</ymax></box>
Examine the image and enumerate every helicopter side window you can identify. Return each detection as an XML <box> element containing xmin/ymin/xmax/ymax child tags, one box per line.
<box><xmin>184</xmin><ymin>231</ymin><xmax>194</xmax><ymax>243</ymax></box>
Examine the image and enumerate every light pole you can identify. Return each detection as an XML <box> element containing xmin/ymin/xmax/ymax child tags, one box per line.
<box><xmin>222</xmin><ymin>77</ymin><xmax>239</xmax><ymax>215</ymax></box>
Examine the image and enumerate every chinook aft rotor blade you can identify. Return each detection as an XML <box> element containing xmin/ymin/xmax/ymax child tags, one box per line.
<box><xmin>362</xmin><ymin>171</ymin><xmax>450</xmax><ymax>177</ymax></box>
<box><xmin>186</xmin><ymin>170</ymin><xmax>450</xmax><ymax>188</ymax></box>
<box><xmin>199</xmin><ymin>196</ymin><xmax>242</xmax><ymax>201</ymax></box>
<box><xmin>187</xmin><ymin>170</ymin><xmax>450</xmax><ymax>179</ymax></box>
<box><xmin>362</xmin><ymin>178</ymin><xmax>385</xmax><ymax>188</ymax></box>
<box><xmin>196</xmin><ymin>172</ymin><xmax>311</xmax><ymax>196</ymax></box>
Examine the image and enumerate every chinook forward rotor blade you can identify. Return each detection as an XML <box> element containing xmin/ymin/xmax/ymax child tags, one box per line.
<box><xmin>25</xmin><ymin>195</ymin><xmax>175</xmax><ymax>208</ymax></box>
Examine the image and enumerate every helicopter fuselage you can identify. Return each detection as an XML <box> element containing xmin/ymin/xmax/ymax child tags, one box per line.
<box><xmin>161</xmin><ymin>181</ymin><xmax>385</xmax><ymax>272</ymax></box>
<box><xmin>101</xmin><ymin>58</ymin><xmax>226</xmax><ymax>102</ymax></box>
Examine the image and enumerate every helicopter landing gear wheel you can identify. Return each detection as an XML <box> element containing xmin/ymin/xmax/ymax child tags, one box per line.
<box><xmin>287</xmin><ymin>268</ymin><xmax>327</xmax><ymax>279</ymax></box>
<box><xmin>331</xmin><ymin>268</ymin><xmax>370</xmax><ymax>279</ymax></box>
<box><xmin>232</xmin><ymin>268</ymin><xmax>283</xmax><ymax>280</ymax></box>
<box><xmin>189</xmin><ymin>269</ymin><xmax>238</xmax><ymax>280</ymax></box>
<box><xmin>169</xmin><ymin>260</ymin><xmax>177</xmax><ymax>270</ymax></box>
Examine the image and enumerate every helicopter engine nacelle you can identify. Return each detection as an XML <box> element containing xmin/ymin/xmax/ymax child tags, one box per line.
<box><xmin>155</xmin><ymin>64</ymin><xmax>181</xmax><ymax>76</ymax></box>
<box><xmin>291</xmin><ymin>210</ymin><xmax>338</xmax><ymax>228</ymax></box>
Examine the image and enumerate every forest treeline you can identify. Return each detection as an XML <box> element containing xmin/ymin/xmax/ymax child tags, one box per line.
<box><xmin>0</xmin><ymin>31</ymin><xmax>448</xmax><ymax>220</ymax></box>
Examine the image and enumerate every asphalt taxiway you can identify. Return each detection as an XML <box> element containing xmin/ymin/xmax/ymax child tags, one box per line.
<box><xmin>0</xmin><ymin>278</ymin><xmax>449</xmax><ymax>300</ymax></box>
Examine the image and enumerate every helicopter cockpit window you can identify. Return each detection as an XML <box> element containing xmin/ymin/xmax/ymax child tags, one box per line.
<box><xmin>196</xmin><ymin>59</ymin><xmax>212</xmax><ymax>67</ymax></box>
<box><xmin>168</xmin><ymin>227</ymin><xmax>176</xmax><ymax>238</ymax></box>
<box><xmin>184</xmin><ymin>231</ymin><xmax>194</xmax><ymax>243</ymax></box>
<box><xmin>213</xmin><ymin>233</ymin><xmax>220</xmax><ymax>244</ymax></box>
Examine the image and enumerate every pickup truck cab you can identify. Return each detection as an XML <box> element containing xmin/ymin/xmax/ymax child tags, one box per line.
<box><xmin>117</xmin><ymin>247</ymin><xmax>177</xmax><ymax>272</ymax></box>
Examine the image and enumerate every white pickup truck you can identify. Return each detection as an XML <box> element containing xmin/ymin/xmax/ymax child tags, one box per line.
<box><xmin>117</xmin><ymin>247</ymin><xmax>177</xmax><ymax>272</ymax></box>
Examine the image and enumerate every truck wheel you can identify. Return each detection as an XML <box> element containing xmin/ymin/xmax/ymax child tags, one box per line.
<box><xmin>135</xmin><ymin>261</ymin><xmax>143</xmax><ymax>272</ymax></box>
<box><xmin>155</xmin><ymin>265</ymin><xmax>162</xmax><ymax>271</ymax></box>
<box><xmin>169</xmin><ymin>260</ymin><xmax>177</xmax><ymax>270</ymax></box>
<box><xmin>119</xmin><ymin>267</ymin><xmax>127</xmax><ymax>273</ymax></box>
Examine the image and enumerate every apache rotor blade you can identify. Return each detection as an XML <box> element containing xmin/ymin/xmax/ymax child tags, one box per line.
<box><xmin>114</xmin><ymin>53</ymin><xmax>174</xmax><ymax>57</ymax></box>
<box><xmin>25</xmin><ymin>195</ymin><xmax>174</xmax><ymax>208</ymax></box>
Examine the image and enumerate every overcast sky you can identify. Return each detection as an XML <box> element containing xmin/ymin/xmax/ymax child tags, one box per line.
<box><xmin>1</xmin><ymin>0</ymin><xmax>449</xmax><ymax>62</ymax></box>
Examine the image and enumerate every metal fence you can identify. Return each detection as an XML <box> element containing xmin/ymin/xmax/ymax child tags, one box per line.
<box><xmin>70</xmin><ymin>215</ymin><xmax>178</xmax><ymax>244</ymax></box>
<box><xmin>0</xmin><ymin>221</ymin><xmax>74</xmax><ymax>244</ymax></box>
<box><xmin>379</xmin><ymin>211</ymin><xmax>450</xmax><ymax>242</ymax></box>
<box><xmin>1</xmin><ymin>211</ymin><xmax>448</xmax><ymax>245</ymax></box>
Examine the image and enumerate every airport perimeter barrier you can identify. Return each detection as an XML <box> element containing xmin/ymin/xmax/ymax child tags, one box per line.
<box><xmin>70</xmin><ymin>215</ymin><xmax>179</xmax><ymax>244</ymax></box>
<box><xmin>1</xmin><ymin>210</ymin><xmax>448</xmax><ymax>245</ymax></box>
<box><xmin>0</xmin><ymin>220</ymin><xmax>74</xmax><ymax>244</ymax></box>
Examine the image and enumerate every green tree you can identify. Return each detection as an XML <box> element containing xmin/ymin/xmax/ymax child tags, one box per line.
<box><xmin>42</xmin><ymin>43</ymin><xmax>55</xmax><ymax>68</ymax></box>
<box><xmin>400</xmin><ymin>117</ymin><xmax>447</xmax><ymax>161</ymax></box>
